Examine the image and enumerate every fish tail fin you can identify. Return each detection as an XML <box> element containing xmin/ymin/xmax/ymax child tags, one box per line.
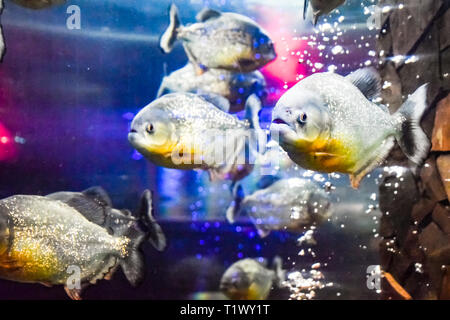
<box><xmin>226</xmin><ymin>183</ymin><xmax>245</xmax><ymax>224</ymax></box>
<box><xmin>272</xmin><ymin>256</ymin><xmax>286</xmax><ymax>287</ymax></box>
<box><xmin>160</xmin><ymin>3</ymin><xmax>181</xmax><ymax>53</ymax></box>
<box><xmin>137</xmin><ymin>190</ymin><xmax>167</xmax><ymax>252</ymax></box>
<box><xmin>121</xmin><ymin>228</ymin><xmax>146</xmax><ymax>287</ymax></box>
<box><xmin>393</xmin><ymin>83</ymin><xmax>430</xmax><ymax>167</ymax></box>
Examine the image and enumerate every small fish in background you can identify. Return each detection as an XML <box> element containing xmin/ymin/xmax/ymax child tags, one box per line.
<box><xmin>160</xmin><ymin>4</ymin><xmax>276</xmax><ymax>74</ymax></box>
<box><xmin>0</xmin><ymin>187</ymin><xmax>166</xmax><ymax>300</ymax></box>
<box><xmin>303</xmin><ymin>0</ymin><xmax>346</xmax><ymax>26</ymax></box>
<box><xmin>226</xmin><ymin>177</ymin><xmax>332</xmax><ymax>238</ymax></box>
<box><xmin>128</xmin><ymin>93</ymin><xmax>265</xmax><ymax>184</ymax></box>
<box><xmin>10</xmin><ymin>0</ymin><xmax>66</xmax><ymax>9</ymax></box>
<box><xmin>157</xmin><ymin>62</ymin><xmax>267</xmax><ymax>113</ymax></box>
<box><xmin>220</xmin><ymin>256</ymin><xmax>286</xmax><ymax>300</ymax></box>
<box><xmin>270</xmin><ymin>68</ymin><xmax>430</xmax><ymax>189</ymax></box>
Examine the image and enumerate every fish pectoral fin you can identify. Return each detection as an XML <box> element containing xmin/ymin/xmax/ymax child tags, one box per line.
<box><xmin>312</xmin><ymin>152</ymin><xmax>342</xmax><ymax>157</ymax></box>
<box><xmin>0</xmin><ymin>257</ymin><xmax>23</xmax><ymax>270</ymax></box>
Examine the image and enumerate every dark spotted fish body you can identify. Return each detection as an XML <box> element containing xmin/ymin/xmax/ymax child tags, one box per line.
<box><xmin>0</xmin><ymin>188</ymin><xmax>166</xmax><ymax>300</ymax></box>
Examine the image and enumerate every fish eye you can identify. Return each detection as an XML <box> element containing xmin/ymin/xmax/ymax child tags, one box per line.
<box><xmin>298</xmin><ymin>113</ymin><xmax>307</xmax><ymax>124</ymax></box>
<box><xmin>145</xmin><ymin>123</ymin><xmax>154</xmax><ymax>134</ymax></box>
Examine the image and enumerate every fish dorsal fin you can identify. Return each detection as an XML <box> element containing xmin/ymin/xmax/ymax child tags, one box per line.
<box><xmin>82</xmin><ymin>186</ymin><xmax>113</xmax><ymax>207</ymax></box>
<box><xmin>196</xmin><ymin>8</ymin><xmax>221</xmax><ymax>22</ymax></box>
<box><xmin>47</xmin><ymin>189</ymin><xmax>108</xmax><ymax>226</ymax></box>
<box><xmin>257</xmin><ymin>175</ymin><xmax>281</xmax><ymax>189</ymax></box>
<box><xmin>345</xmin><ymin>67</ymin><xmax>381</xmax><ymax>101</ymax></box>
<box><xmin>197</xmin><ymin>91</ymin><xmax>230</xmax><ymax>113</ymax></box>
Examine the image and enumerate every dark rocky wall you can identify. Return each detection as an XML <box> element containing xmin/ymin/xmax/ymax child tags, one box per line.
<box><xmin>376</xmin><ymin>0</ymin><xmax>450</xmax><ymax>300</ymax></box>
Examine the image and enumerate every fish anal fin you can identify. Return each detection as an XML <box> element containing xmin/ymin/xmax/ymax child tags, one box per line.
<box><xmin>349</xmin><ymin>174</ymin><xmax>361</xmax><ymax>189</ymax></box>
<box><xmin>64</xmin><ymin>285</ymin><xmax>83</xmax><ymax>301</ymax></box>
<box><xmin>351</xmin><ymin>136</ymin><xmax>396</xmax><ymax>189</ymax></box>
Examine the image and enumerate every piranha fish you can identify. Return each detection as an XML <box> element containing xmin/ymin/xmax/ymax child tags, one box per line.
<box><xmin>270</xmin><ymin>68</ymin><xmax>430</xmax><ymax>189</ymax></box>
<box><xmin>226</xmin><ymin>177</ymin><xmax>331</xmax><ymax>237</ymax></box>
<box><xmin>160</xmin><ymin>4</ymin><xmax>276</xmax><ymax>74</ymax></box>
<box><xmin>157</xmin><ymin>62</ymin><xmax>267</xmax><ymax>113</ymax></box>
<box><xmin>128</xmin><ymin>93</ymin><xmax>265</xmax><ymax>183</ymax></box>
<box><xmin>10</xmin><ymin>0</ymin><xmax>66</xmax><ymax>9</ymax></box>
<box><xmin>303</xmin><ymin>0</ymin><xmax>346</xmax><ymax>26</ymax></box>
<box><xmin>0</xmin><ymin>0</ymin><xmax>4</xmax><ymax>62</ymax></box>
<box><xmin>0</xmin><ymin>187</ymin><xmax>166</xmax><ymax>300</ymax></box>
<box><xmin>220</xmin><ymin>256</ymin><xmax>285</xmax><ymax>300</ymax></box>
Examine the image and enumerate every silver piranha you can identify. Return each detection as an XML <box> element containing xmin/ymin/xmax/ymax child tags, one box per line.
<box><xmin>220</xmin><ymin>256</ymin><xmax>285</xmax><ymax>300</ymax></box>
<box><xmin>0</xmin><ymin>187</ymin><xmax>166</xmax><ymax>300</ymax></box>
<box><xmin>303</xmin><ymin>0</ymin><xmax>346</xmax><ymax>26</ymax></box>
<box><xmin>160</xmin><ymin>4</ymin><xmax>276</xmax><ymax>73</ymax></box>
<box><xmin>270</xmin><ymin>68</ymin><xmax>430</xmax><ymax>189</ymax></box>
<box><xmin>226</xmin><ymin>177</ymin><xmax>332</xmax><ymax>237</ymax></box>
<box><xmin>157</xmin><ymin>62</ymin><xmax>267</xmax><ymax>113</ymax></box>
<box><xmin>128</xmin><ymin>93</ymin><xmax>265</xmax><ymax>183</ymax></box>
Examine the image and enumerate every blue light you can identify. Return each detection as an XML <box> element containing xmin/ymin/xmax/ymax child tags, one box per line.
<box><xmin>122</xmin><ymin>112</ymin><xmax>135</xmax><ymax>120</ymax></box>
<box><xmin>131</xmin><ymin>150</ymin><xmax>143</xmax><ymax>160</ymax></box>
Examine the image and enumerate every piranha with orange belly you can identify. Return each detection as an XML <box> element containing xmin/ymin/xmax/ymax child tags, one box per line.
<box><xmin>0</xmin><ymin>187</ymin><xmax>166</xmax><ymax>300</ymax></box>
<box><xmin>270</xmin><ymin>68</ymin><xmax>430</xmax><ymax>189</ymax></box>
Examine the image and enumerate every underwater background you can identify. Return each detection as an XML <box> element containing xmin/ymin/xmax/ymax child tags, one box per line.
<box><xmin>0</xmin><ymin>0</ymin><xmax>398</xmax><ymax>299</ymax></box>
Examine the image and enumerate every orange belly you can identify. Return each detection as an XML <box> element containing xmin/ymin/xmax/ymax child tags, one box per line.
<box><xmin>292</xmin><ymin>137</ymin><xmax>356</xmax><ymax>173</ymax></box>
